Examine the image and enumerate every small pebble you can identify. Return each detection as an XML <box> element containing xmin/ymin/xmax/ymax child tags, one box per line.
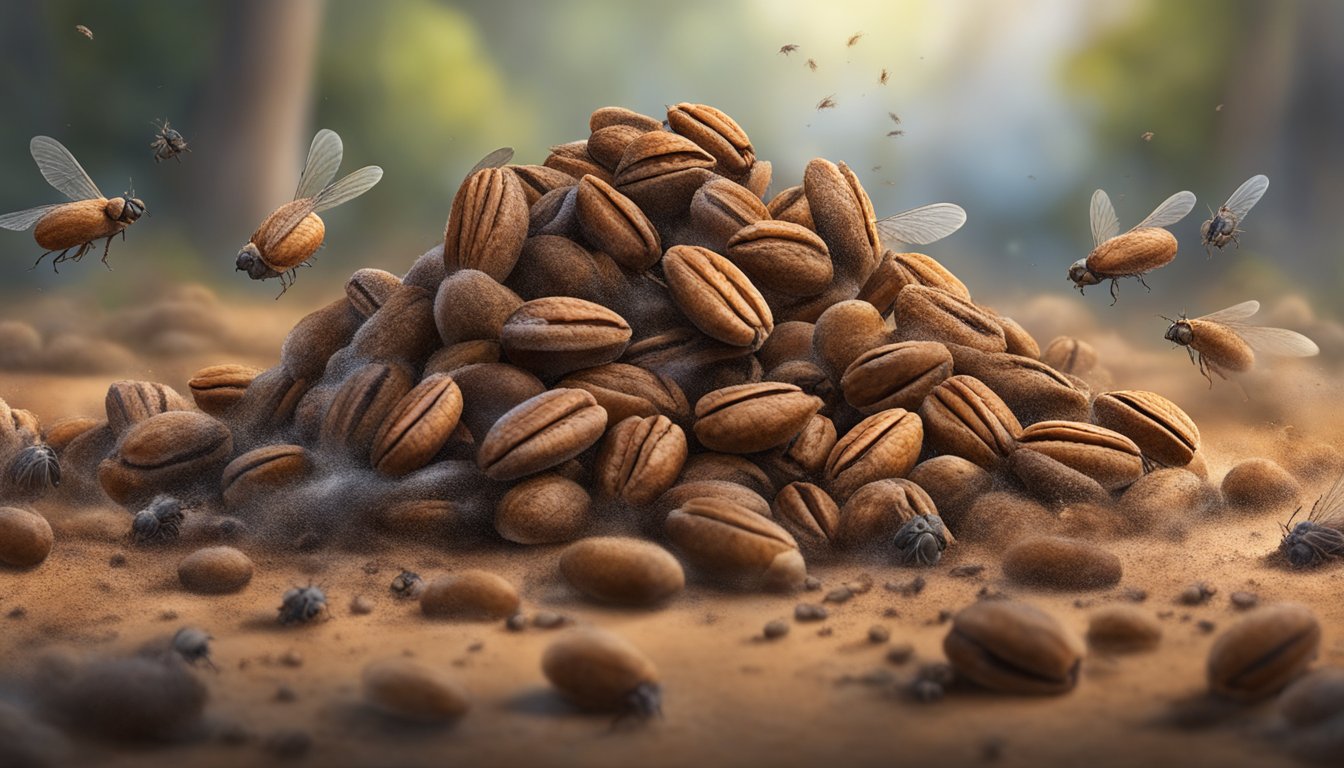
<box><xmin>846</xmin><ymin>576</ymin><xmax>873</xmax><ymax>594</ymax></box>
<box><xmin>218</xmin><ymin>721</ymin><xmax>249</xmax><ymax>745</ymax></box>
<box><xmin>275</xmin><ymin>685</ymin><xmax>297</xmax><ymax>702</ymax></box>
<box><xmin>159</xmin><ymin>610</ymin><xmax>179</xmax><ymax>621</ymax></box>
<box><xmin>1178</xmin><ymin>582</ymin><xmax>1216</xmax><ymax>606</ymax></box>
<box><xmin>763</xmin><ymin>619</ymin><xmax>790</xmax><ymax>640</ymax></box>
<box><xmin>263</xmin><ymin>729</ymin><xmax>311</xmax><ymax>760</ymax></box>
<box><xmin>824</xmin><ymin>587</ymin><xmax>853</xmax><ymax>604</ymax></box>
<box><xmin>532</xmin><ymin>611</ymin><xmax>567</xmax><ymax>630</ymax></box>
<box><xmin>886</xmin><ymin>643</ymin><xmax>915</xmax><ymax>665</ymax></box>
<box><xmin>794</xmin><ymin>603</ymin><xmax>828</xmax><ymax>622</ymax></box>
<box><xmin>177</xmin><ymin>546</ymin><xmax>254</xmax><ymax>595</ymax></box>
<box><xmin>467</xmin><ymin>641</ymin><xmax>484</xmax><ymax>653</ymax></box>
<box><xmin>910</xmin><ymin>679</ymin><xmax>944</xmax><ymax>703</ymax></box>
<box><xmin>1001</xmin><ymin>536</ymin><xmax>1123</xmax><ymax>589</ymax></box>
<box><xmin>949</xmin><ymin>564</ymin><xmax>985</xmax><ymax>578</ymax></box>
<box><xmin>1196</xmin><ymin>620</ymin><xmax>1217</xmax><ymax>634</ymax></box>
<box><xmin>279</xmin><ymin>650</ymin><xmax>303</xmax><ymax>668</ymax></box>
<box><xmin>918</xmin><ymin>662</ymin><xmax>955</xmax><ymax>686</ymax></box>
<box><xmin>868</xmin><ymin>626</ymin><xmax>890</xmax><ymax>644</ymax></box>
<box><xmin>1230</xmin><ymin>591</ymin><xmax>1259</xmax><ymax>610</ymax></box>
<box><xmin>886</xmin><ymin>575</ymin><xmax>926</xmax><ymax>596</ymax></box>
<box><xmin>882</xmin><ymin>607</ymin><xmax>900</xmax><ymax>618</ymax></box>
<box><xmin>505</xmin><ymin>614</ymin><xmax>528</xmax><ymax>632</ymax></box>
<box><xmin>981</xmin><ymin>736</ymin><xmax>1007</xmax><ymax>762</ymax></box>
<box><xmin>349</xmin><ymin>595</ymin><xmax>374</xmax><ymax>615</ymax></box>
<box><xmin>108</xmin><ymin>553</ymin><xmax>127</xmax><ymax>568</ymax></box>
<box><xmin>817</xmin><ymin>626</ymin><xmax>833</xmax><ymax>637</ymax></box>
<box><xmin>362</xmin><ymin>657</ymin><xmax>471</xmax><ymax>723</ymax></box>
<box><xmin>1123</xmin><ymin>588</ymin><xmax>1149</xmax><ymax>602</ymax></box>
<box><xmin>6</xmin><ymin>607</ymin><xmax>26</xmax><ymax>619</ymax></box>
<box><xmin>420</xmin><ymin>570</ymin><xmax>520</xmax><ymax>620</ymax></box>
<box><xmin>936</xmin><ymin>609</ymin><xmax>953</xmax><ymax>624</ymax></box>
<box><xmin>1086</xmin><ymin>606</ymin><xmax>1163</xmax><ymax>653</ymax></box>
<box><xmin>0</xmin><ymin>506</ymin><xmax>53</xmax><ymax>568</ymax></box>
<box><xmin>803</xmin><ymin>576</ymin><xmax>822</xmax><ymax>591</ymax></box>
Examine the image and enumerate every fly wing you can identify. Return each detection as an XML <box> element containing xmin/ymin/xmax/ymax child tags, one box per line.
<box><xmin>1090</xmin><ymin>189</ymin><xmax>1119</xmax><ymax>247</ymax></box>
<box><xmin>259</xmin><ymin>201</ymin><xmax>318</xmax><ymax>253</ymax></box>
<box><xmin>1133</xmin><ymin>190</ymin><xmax>1196</xmax><ymax>230</ymax></box>
<box><xmin>0</xmin><ymin>203</ymin><xmax>61</xmax><ymax>231</ymax></box>
<box><xmin>1310</xmin><ymin>470</ymin><xmax>1344</xmax><ymax>528</ymax></box>
<box><xmin>312</xmin><ymin>166</ymin><xmax>383</xmax><ymax>213</ymax></box>
<box><xmin>467</xmin><ymin>147</ymin><xmax>513</xmax><ymax>178</ymax></box>
<box><xmin>1226</xmin><ymin>325</ymin><xmax>1319</xmax><ymax>358</ymax></box>
<box><xmin>293</xmin><ymin>129</ymin><xmax>343</xmax><ymax>202</ymax></box>
<box><xmin>1196</xmin><ymin>300</ymin><xmax>1260</xmax><ymax>324</ymax></box>
<box><xmin>874</xmin><ymin>203</ymin><xmax>966</xmax><ymax>246</ymax></box>
<box><xmin>1223</xmin><ymin>174</ymin><xmax>1269</xmax><ymax>221</ymax></box>
<box><xmin>30</xmin><ymin>136</ymin><xmax>102</xmax><ymax>201</ymax></box>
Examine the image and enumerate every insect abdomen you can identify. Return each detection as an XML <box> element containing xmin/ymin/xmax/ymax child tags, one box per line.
<box><xmin>258</xmin><ymin>210</ymin><xmax>325</xmax><ymax>271</ymax></box>
<box><xmin>33</xmin><ymin>199</ymin><xmax>123</xmax><ymax>250</ymax></box>
<box><xmin>1190</xmin><ymin>321</ymin><xmax>1255</xmax><ymax>372</ymax></box>
<box><xmin>1086</xmin><ymin>227</ymin><xmax>1178</xmax><ymax>275</ymax></box>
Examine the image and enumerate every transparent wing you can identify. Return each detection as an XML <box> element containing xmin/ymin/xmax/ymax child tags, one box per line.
<box><xmin>1196</xmin><ymin>300</ymin><xmax>1260</xmax><ymax>324</ymax></box>
<box><xmin>1309</xmin><ymin>470</ymin><xmax>1344</xmax><ymax>528</ymax></box>
<box><xmin>1133</xmin><ymin>190</ymin><xmax>1196</xmax><ymax>230</ymax></box>
<box><xmin>293</xmin><ymin>129</ymin><xmax>343</xmax><ymax>201</ymax></box>
<box><xmin>1090</xmin><ymin>189</ymin><xmax>1119</xmax><ymax>247</ymax></box>
<box><xmin>311</xmin><ymin>166</ymin><xmax>383</xmax><ymax>213</ymax></box>
<box><xmin>467</xmin><ymin>147</ymin><xmax>513</xmax><ymax>177</ymax></box>
<box><xmin>874</xmin><ymin>203</ymin><xmax>966</xmax><ymax>246</ymax></box>
<box><xmin>30</xmin><ymin>136</ymin><xmax>102</xmax><ymax>201</ymax></box>
<box><xmin>1223</xmin><ymin>174</ymin><xmax>1269</xmax><ymax>220</ymax></box>
<box><xmin>1227</xmin><ymin>325</ymin><xmax>1319</xmax><ymax>358</ymax></box>
<box><xmin>0</xmin><ymin>203</ymin><xmax>61</xmax><ymax>231</ymax></box>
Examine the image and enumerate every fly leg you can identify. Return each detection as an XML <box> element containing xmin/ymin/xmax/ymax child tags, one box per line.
<box><xmin>1136</xmin><ymin>273</ymin><xmax>1152</xmax><ymax>292</ymax></box>
<box><xmin>30</xmin><ymin>249</ymin><xmax>60</xmax><ymax>271</ymax></box>
<box><xmin>100</xmin><ymin>236</ymin><xmax>116</xmax><ymax>270</ymax></box>
<box><xmin>1108</xmin><ymin>279</ymin><xmax>1120</xmax><ymax>305</ymax></box>
<box><xmin>1197</xmin><ymin>353</ymin><xmax>1214</xmax><ymax>389</ymax></box>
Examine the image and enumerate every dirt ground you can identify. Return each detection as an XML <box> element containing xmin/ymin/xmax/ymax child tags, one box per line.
<box><xmin>1</xmin><ymin>289</ymin><xmax>1342</xmax><ymax>768</ymax></box>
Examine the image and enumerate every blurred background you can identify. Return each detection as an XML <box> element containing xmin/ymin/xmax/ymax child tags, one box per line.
<box><xmin>0</xmin><ymin>0</ymin><xmax>1340</xmax><ymax>328</ymax></box>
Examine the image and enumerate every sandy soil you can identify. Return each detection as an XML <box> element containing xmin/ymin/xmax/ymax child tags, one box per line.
<box><xmin>1</xmin><ymin>292</ymin><xmax>1342</xmax><ymax>768</ymax></box>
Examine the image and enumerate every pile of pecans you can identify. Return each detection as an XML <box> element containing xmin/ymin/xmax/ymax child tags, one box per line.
<box><xmin>5</xmin><ymin>103</ymin><xmax>1221</xmax><ymax>583</ymax></box>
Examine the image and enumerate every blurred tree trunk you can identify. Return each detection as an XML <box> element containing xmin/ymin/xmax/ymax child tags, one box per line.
<box><xmin>190</xmin><ymin>0</ymin><xmax>324</xmax><ymax>256</ymax></box>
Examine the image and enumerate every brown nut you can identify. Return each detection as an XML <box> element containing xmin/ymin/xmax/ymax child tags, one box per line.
<box><xmin>919</xmin><ymin>375</ymin><xmax>1022</xmax><ymax>469</ymax></box>
<box><xmin>362</xmin><ymin>658</ymin><xmax>470</xmax><ymax>724</ymax></box>
<box><xmin>907</xmin><ymin>455</ymin><xmax>992</xmax><ymax>529</ymax></box>
<box><xmin>757</xmin><ymin>321</ymin><xmax>815</xmax><ymax>371</ymax></box>
<box><xmin>1041</xmin><ymin>336</ymin><xmax>1099</xmax><ymax>376</ymax></box>
<box><xmin>757</xmin><ymin>413</ymin><xmax>837</xmax><ymax>486</ymax></box>
<box><xmin>542</xmin><ymin>628</ymin><xmax>660</xmax><ymax>714</ymax></box>
<box><xmin>177</xmin><ymin>546</ymin><xmax>253</xmax><ymax>594</ymax></box>
<box><xmin>424</xmin><ymin>340</ymin><xmax>502</xmax><ymax>376</ymax></box>
<box><xmin>576</xmin><ymin>175</ymin><xmax>661</xmax><ymax>270</ymax></box>
<box><xmin>443</xmin><ymin>166</ymin><xmax>529</xmax><ymax>282</ymax></box>
<box><xmin>587</xmin><ymin>124</ymin><xmax>649</xmax><ymax>172</ymax></box>
<box><xmin>1092</xmin><ymin>390</ymin><xmax>1200</xmax><ymax>467</ymax></box>
<box><xmin>450</xmin><ymin>363</ymin><xmax>546</xmax><ymax>442</ymax></box>
<box><xmin>995</xmin><ymin>314</ymin><xmax>1040</xmax><ymax>359</ymax></box>
<box><xmin>836</xmin><ymin>477</ymin><xmax>940</xmax><ymax>550</ymax></box>
<box><xmin>665</xmin><ymin>496</ymin><xmax>805</xmax><ymax>591</ymax></box>
<box><xmin>344</xmin><ymin>284</ymin><xmax>441</xmax><ymax>372</ymax></box>
<box><xmin>893</xmin><ymin>285</ymin><xmax>1006</xmax><ymax>353</ymax></box>
<box><xmin>812</xmin><ymin>300</ymin><xmax>893</xmax><ymax>384</ymax></box>
<box><xmin>766</xmin><ymin>184</ymin><xmax>814</xmax><ymax>230</ymax></box>
<box><xmin>590</xmin><ymin>106</ymin><xmax>664</xmax><ymax>133</ymax></box>
<box><xmin>433</xmin><ymin>269</ymin><xmax>524</xmax><ymax>346</ymax></box>
<box><xmin>824</xmin><ymin>408</ymin><xmax>924</xmax><ymax>502</ymax></box>
<box><xmin>370</xmin><ymin>374</ymin><xmax>464</xmax><ymax>476</ymax></box>
<box><xmin>220</xmin><ymin>444</ymin><xmax>313</xmax><ymax>512</ymax></box>
<box><xmin>1002</xmin><ymin>536</ymin><xmax>1123</xmax><ymax>589</ymax></box>
<box><xmin>345</xmin><ymin>268</ymin><xmax>403</xmax><ymax>318</ymax></box>
<box><xmin>772</xmin><ymin>482</ymin><xmax>840</xmax><ymax>554</ymax></box>
<box><xmin>858</xmin><ymin>250</ymin><xmax>971</xmax><ymax>315</ymax></box>
<box><xmin>1086</xmin><ymin>606</ymin><xmax>1163</xmax><ymax>654</ymax></box>
<box><xmin>1117</xmin><ymin>468</ymin><xmax>1219</xmax><ymax>533</ymax></box>
<box><xmin>477</xmin><ymin>388</ymin><xmax>607</xmax><ymax>481</ymax></box>
<box><xmin>494</xmin><ymin>474</ymin><xmax>592</xmax><ymax>544</ymax></box>
<box><xmin>508</xmin><ymin>235</ymin><xmax>626</xmax><ymax>306</ymax></box>
<box><xmin>188</xmin><ymin>365</ymin><xmax>262</xmax><ymax>417</ymax></box>
<box><xmin>663</xmin><ymin>245</ymin><xmax>773</xmax><ymax>350</ymax></box>
<box><xmin>500</xmin><ymin>297</ymin><xmax>632</xmax><ymax>379</ymax></box>
<box><xmin>0</xmin><ymin>506</ymin><xmax>53</xmax><ymax>568</ymax></box>
<box><xmin>279</xmin><ymin>298</ymin><xmax>363</xmax><ymax>381</ymax></box>
<box><xmin>1016</xmin><ymin>421</ymin><xmax>1143</xmax><ymax>491</ymax></box>
<box><xmin>559</xmin><ymin>537</ymin><xmax>685</xmax><ymax>606</ymax></box>
<box><xmin>803</xmin><ymin>159</ymin><xmax>881</xmax><ymax>284</ymax></box>
<box><xmin>558</xmin><ymin>363</ymin><xmax>690</xmax><ymax>427</ymax></box>
<box><xmin>98</xmin><ymin>411</ymin><xmax>233</xmax><ymax>506</ymax></box>
<box><xmin>43</xmin><ymin>416</ymin><xmax>100</xmax><ymax>454</ymax></box>
<box><xmin>545</xmin><ymin>140</ymin><xmax>613</xmax><ymax>184</ymax></box>
<box><xmin>1208</xmin><ymin>603</ymin><xmax>1321</xmax><ymax>701</ymax></box>
<box><xmin>947</xmin><ymin>345</ymin><xmax>1090</xmax><ymax>425</ymax></box>
<box><xmin>842</xmin><ymin>341</ymin><xmax>953</xmax><ymax>414</ymax></box>
<box><xmin>1008</xmin><ymin>447</ymin><xmax>1110</xmax><ymax>507</ymax></box>
<box><xmin>529</xmin><ymin>185</ymin><xmax>580</xmax><ymax>238</ymax></box>
<box><xmin>693</xmin><ymin>382</ymin><xmax>821</xmax><ymax>454</ymax></box>
<box><xmin>230</xmin><ymin>366</ymin><xmax>310</xmax><ymax>442</ymax></box>
<box><xmin>105</xmin><ymin>381</ymin><xmax>190</xmax><ymax>436</ymax></box>
<box><xmin>656</xmin><ymin>480</ymin><xmax>771</xmax><ymax>521</ymax></box>
<box><xmin>667</xmin><ymin>102</ymin><xmax>755</xmax><ymax>174</ymax></box>
<box><xmin>944</xmin><ymin>599</ymin><xmax>1084</xmax><ymax>695</ymax></box>
<box><xmin>595</xmin><ymin>415</ymin><xmax>687</xmax><ymax>507</ymax></box>
<box><xmin>511</xmin><ymin>164</ymin><xmax>578</xmax><ymax>205</ymax></box>
<box><xmin>318</xmin><ymin>363</ymin><xmax>415</xmax><ymax>461</ymax></box>
<box><xmin>614</xmin><ymin>131</ymin><xmax>716</xmax><ymax>187</ymax></box>
<box><xmin>689</xmin><ymin>177</ymin><xmax>769</xmax><ymax>252</ymax></box>
<box><xmin>1221</xmin><ymin>458</ymin><xmax>1300</xmax><ymax>511</ymax></box>
<box><xmin>420</xmin><ymin>570</ymin><xmax>520</xmax><ymax>620</ymax></box>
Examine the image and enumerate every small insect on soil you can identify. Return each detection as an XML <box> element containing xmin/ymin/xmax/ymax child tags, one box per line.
<box><xmin>130</xmin><ymin>495</ymin><xmax>186</xmax><ymax>544</ymax></box>
<box><xmin>390</xmin><ymin>570</ymin><xmax>424</xmax><ymax>598</ymax></box>
<box><xmin>172</xmin><ymin>627</ymin><xmax>217</xmax><ymax>670</ymax></box>
<box><xmin>1278</xmin><ymin>470</ymin><xmax>1344</xmax><ymax>569</ymax></box>
<box><xmin>279</xmin><ymin>585</ymin><xmax>329</xmax><ymax>625</ymax></box>
<box><xmin>893</xmin><ymin>515</ymin><xmax>949</xmax><ymax>566</ymax></box>
<box><xmin>8</xmin><ymin>443</ymin><xmax>60</xmax><ymax>492</ymax></box>
<box><xmin>150</xmin><ymin>120</ymin><xmax>191</xmax><ymax>163</ymax></box>
<box><xmin>1163</xmin><ymin>299</ymin><xmax>1318</xmax><ymax>384</ymax></box>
